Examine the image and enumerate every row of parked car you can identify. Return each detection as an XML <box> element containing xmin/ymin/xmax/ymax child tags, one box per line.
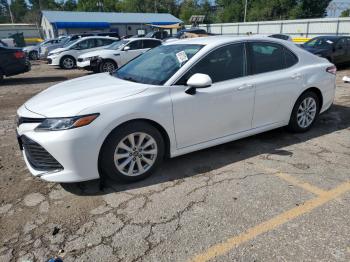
<box><xmin>1</xmin><ymin>30</ymin><xmax>350</xmax><ymax>82</ymax></box>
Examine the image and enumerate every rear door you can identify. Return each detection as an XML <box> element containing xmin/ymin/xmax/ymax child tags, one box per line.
<box><xmin>247</xmin><ymin>41</ymin><xmax>301</xmax><ymax>128</ymax></box>
<box><xmin>333</xmin><ymin>38</ymin><xmax>347</xmax><ymax>64</ymax></box>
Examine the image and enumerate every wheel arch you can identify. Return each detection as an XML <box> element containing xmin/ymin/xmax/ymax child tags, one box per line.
<box><xmin>60</xmin><ymin>55</ymin><xmax>76</xmax><ymax>67</ymax></box>
<box><xmin>300</xmin><ymin>87</ymin><xmax>323</xmax><ymax>110</ymax></box>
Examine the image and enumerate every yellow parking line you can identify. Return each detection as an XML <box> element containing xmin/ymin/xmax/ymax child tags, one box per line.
<box><xmin>189</xmin><ymin>181</ymin><xmax>350</xmax><ymax>262</ymax></box>
<box><xmin>274</xmin><ymin>172</ymin><xmax>326</xmax><ymax>196</ymax></box>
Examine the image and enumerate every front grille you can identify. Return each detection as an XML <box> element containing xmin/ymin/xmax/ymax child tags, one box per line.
<box><xmin>21</xmin><ymin>135</ymin><xmax>63</xmax><ymax>171</ymax></box>
<box><xmin>77</xmin><ymin>58</ymin><xmax>83</xmax><ymax>62</ymax></box>
<box><xmin>17</xmin><ymin>117</ymin><xmax>44</xmax><ymax>127</ymax></box>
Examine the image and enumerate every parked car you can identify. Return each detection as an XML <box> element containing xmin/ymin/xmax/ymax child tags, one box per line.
<box><xmin>23</xmin><ymin>37</ymin><xmax>69</xmax><ymax>60</ymax></box>
<box><xmin>144</xmin><ymin>31</ymin><xmax>169</xmax><ymax>40</ymax></box>
<box><xmin>77</xmin><ymin>38</ymin><xmax>162</xmax><ymax>73</ymax></box>
<box><xmin>0</xmin><ymin>46</ymin><xmax>30</xmax><ymax>81</ymax></box>
<box><xmin>301</xmin><ymin>36</ymin><xmax>350</xmax><ymax>65</ymax></box>
<box><xmin>47</xmin><ymin>36</ymin><xmax>119</xmax><ymax>69</ymax></box>
<box><xmin>0</xmin><ymin>40</ymin><xmax>8</xmax><ymax>47</ymax></box>
<box><xmin>17</xmin><ymin>36</ymin><xmax>336</xmax><ymax>183</ymax></box>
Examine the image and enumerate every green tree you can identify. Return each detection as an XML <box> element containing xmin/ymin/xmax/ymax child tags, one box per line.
<box><xmin>0</xmin><ymin>0</ymin><xmax>11</xmax><ymax>23</ymax></box>
<box><xmin>340</xmin><ymin>8</ymin><xmax>350</xmax><ymax>17</ymax></box>
<box><xmin>216</xmin><ymin>0</ymin><xmax>243</xmax><ymax>22</ymax></box>
<box><xmin>290</xmin><ymin>0</ymin><xmax>332</xmax><ymax>19</ymax></box>
<box><xmin>77</xmin><ymin>0</ymin><xmax>119</xmax><ymax>12</ymax></box>
<box><xmin>248</xmin><ymin>0</ymin><xmax>297</xmax><ymax>21</ymax></box>
<box><xmin>179</xmin><ymin>0</ymin><xmax>199</xmax><ymax>23</ymax></box>
<box><xmin>62</xmin><ymin>0</ymin><xmax>78</xmax><ymax>11</ymax></box>
<box><xmin>11</xmin><ymin>0</ymin><xmax>28</xmax><ymax>22</ymax></box>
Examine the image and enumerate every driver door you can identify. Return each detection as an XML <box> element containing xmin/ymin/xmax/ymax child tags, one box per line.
<box><xmin>120</xmin><ymin>40</ymin><xmax>143</xmax><ymax>65</ymax></box>
<box><xmin>170</xmin><ymin>43</ymin><xmax>255</xmax><ymax>148</ymax></box>
<box><xmin>333</xmin><ymin>38</ymin><xmax>347</xmax><ymax>64</ymax></box>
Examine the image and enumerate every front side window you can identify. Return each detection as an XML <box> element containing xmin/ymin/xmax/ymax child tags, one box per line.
<box><xmin>127</xmin><ymin>40</ymin><xmax>142</xmax><ymax>50</ymax></box>
<box><xmin>74</xmin><ymin>39</ymin><xmax>95</xmax><ymax>50</ymax></box>
<box><xmin>114</xmin><ymin>44</ymin><xmax>203</xmax><ymax>85</ymax></box>
<box><xmin>249</xmin><ymin>42</ymin><xmax>285</xmax><ymax>74</ymax></box>
<box><xmin>142</xmin><ymin>40</ymin><xmax>161</xmax><ymax>48</ymax></box>
<box><xmin>177</xmin><ymin>43</ymin><xmax>246</xmax><ymax>85</ymax></box>
<box><xmin>335</xmin><ymin>38</ymin><xmax>346</xmax><ymax>50</ymax></box>
<box><xmin>304</xmin><ymin>38</ymin><xmax>334</xmax><ymax>48</ymax></box>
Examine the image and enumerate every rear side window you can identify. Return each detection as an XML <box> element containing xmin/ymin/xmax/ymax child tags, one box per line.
<box><xmin>284</xmin><ymin>48</ymin><xmax>298</xmax><ymax>68</ymax></box>
<box><xmin>128</xmin><ymin>40</ymin><xmax>142</xmax><ymax>50</ymax></box>
<box><xmin>143</xmin><ymin>40</ymin><xmax>161</xmax><ymax>48</ymax></box>
<box><xmin>176</xmin><ymin>43</ymin><xmax>245</xmax><ymax>85</ymax></box>
<box><xmin>248</xmin><ymin>42</ymin><xmax>297</xmax><ymax>75</ymax></box>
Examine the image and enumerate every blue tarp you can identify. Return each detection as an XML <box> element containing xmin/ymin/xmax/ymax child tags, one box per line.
<box><xmin>53</xmin><ymin>22</ymin><xmax>110</xmax><ymax>29</ymax></box>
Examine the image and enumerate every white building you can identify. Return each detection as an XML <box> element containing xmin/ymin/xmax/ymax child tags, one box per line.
<box><xmin>41</xmin><ymin>10</ymin><xmax>182</xmax><ymax>39</ymax></box>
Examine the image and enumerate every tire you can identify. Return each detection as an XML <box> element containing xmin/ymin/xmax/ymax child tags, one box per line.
<box><xmin>99</xmin><ymin>60</ymin><xmax>117</xmax><ymax>73</ymax></box>
<box><xmin>0</xmin><ymin>70</ymin><xmax>4</xmax><ymax>83</ymax></box>
<box><xmin>60</xmin><ymin>56</ymin><xmax>76</xmax><ymax>69</ymax></box>
<box><xmin>287</xmin><ymin>91</ymin><xmax>320</xmax><ymax>133</ymax></box>
<box><xmin>29</xmin><ymin>51</ymin><xmax>38</xmax><ymax>60</ymax></box>
<box><xmin>99</xmin><ymin>121</ymin><xmax>165</xmax><ymax>182</ymax></box>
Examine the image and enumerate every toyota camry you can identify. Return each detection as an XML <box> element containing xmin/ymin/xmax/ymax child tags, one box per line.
<box><xmin>17</xmin><ymin>36</ymin><xmax>336</xmax><ymax>183</ymax></box>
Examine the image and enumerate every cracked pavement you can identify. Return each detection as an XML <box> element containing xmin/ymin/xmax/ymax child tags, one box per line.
<box><xmin>0</xmin><ymin>62</ymin><xmax>350</xmax><ymax>262</ymax></box>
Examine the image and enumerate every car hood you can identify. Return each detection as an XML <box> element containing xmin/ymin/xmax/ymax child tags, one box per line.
<box><xmin>79</xmin><ymin>49</ymin><xmax>118</xmax><ymax>58</ymax></box>
<box><xmin>49</xmin><ymin>47</ymin><xmax>67</xmax><ymax>54</ymax></box>
<box><xmin>23</xmin><ymin>45</ymin><xmax>38</xmax><ymax>52</ymax></box>
<box><xmin>24</xmin><ymin>73</ymin><xmax>148</xmax><ymax>117</ymax></box>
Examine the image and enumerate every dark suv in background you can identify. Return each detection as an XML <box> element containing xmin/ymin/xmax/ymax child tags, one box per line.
<box><xmin>301</xmin><ymin>36</ymin><xmax>350</xmax><ymax>65</ymax></box>
<box><xmin>0</xmin><ymin>46</ymin><xmax>30</xmax><ymax>81</ymax></box>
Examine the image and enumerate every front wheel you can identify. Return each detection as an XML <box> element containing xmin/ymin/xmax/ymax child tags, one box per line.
<box><xmin>288</xmin><ymin>91</ymin><xmax>320</xmax><ymax>132</ymax></box>
<box><xmin>60</xmin><ymin>56</ymin><xmax>76</xmax><ymax>69</ymax></box>
<box><xmin>99</xmin><ymin>60</ymin><xmax>117</xmax><ymax>73</ymax></box>
<box><xmin>29</xmin><ymin>51</ymin><xmax>38</xmax><ymax>60</ymax></box>
<box><xmin>99</xmin><ymin>122</ymin><xmax>164</xmax><ymax>182</ymax></box>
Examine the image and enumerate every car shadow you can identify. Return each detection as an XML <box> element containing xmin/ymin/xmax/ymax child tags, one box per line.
<box><xmin>61</xmin><ymin>104</ymin><xmax>350</xmax><ymax>196</ymax></box>
<box><xmin>2</xmin><ymin>76</ymin><xmax>68</xmax><ymax>85</ymax></box>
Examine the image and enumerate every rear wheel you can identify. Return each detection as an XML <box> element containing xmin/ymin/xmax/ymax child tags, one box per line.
<box><xmin>99</xmin><ymin>121</ymin><xmax>164</xmax><ymax>182</ymax></box>
<box><xmin>99</xmin><ymin>60</ymin><xmax>117</xmax><ymax>73</ymax></box>
<box><xmin>60</xmin><ymin>56</ymin><xmax>76</xmax><ymax>69</ymax></box>
<box><xmin>288</xmin><ymin>91</ymin><xmax>320</xmax><ymax>132</ymax></box>
<box><xmin>29</xmin><ymin>51</ymin><xmax>38</xmax><ymax>60</ymax></box>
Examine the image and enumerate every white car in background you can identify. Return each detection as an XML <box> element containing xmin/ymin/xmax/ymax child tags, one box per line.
<box><xmin>77</xmin><ymin>38</ymin><xmax>162</xmax><ymax>73</ymax></box>
<box><xmin>17</xmin><ymin>36</ymin><xmax>336</xmax><ymax>183</ymax></box>
<box><xmin>23</xmin><ymin>37</ymin><xmax>68</xmax><ymax>60</ymax></box>
<box><xmin>47</xmin><ymin>36</ymin><xmax>119</xmax><ymax>69</ymax></box>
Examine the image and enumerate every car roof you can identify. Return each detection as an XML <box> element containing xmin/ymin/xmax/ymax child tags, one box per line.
<box><xmin>128</xmin><ymin>37</ymin><xmax>162</xmax><ymax>41</ymax></box>
<box><xmin>313</xmin><ymin>35</ymin><xmax>344</xmax><ymax>40</ymax></box>
<box><xmin>163</xmin><ymin>35</ymin><xmax>290</xmax><ymax>47</ymax></box>
<box><xmin>75</xmin><ymin>36</ymin><xmax>120</xmax><ymax>41</ymax></box>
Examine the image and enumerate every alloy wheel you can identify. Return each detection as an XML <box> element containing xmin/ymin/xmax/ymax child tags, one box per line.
<box><xmin>114</xmin><ymin>132</ymin><xmax>158</xmax><ymax>177</ymax></box>
<box><xmin>63</xmin><ymin>58</ymin><xmax>74</xmax><ymax>69</ymax></box>
<box><xmin>101</xmin><ymin>62</ymin><xmax>115</xmax><ymax>73</ymax></box>
<box><xmin>297</xmin><ymin>97</ymin><xmax>317</xmax><ymax>128</ymax></box>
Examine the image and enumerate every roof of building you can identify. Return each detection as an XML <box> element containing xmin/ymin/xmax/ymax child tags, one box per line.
<box><xmin>41</xmin><ymin>10</ymin><xmax>182</xmax><ymax>25</ymax></box>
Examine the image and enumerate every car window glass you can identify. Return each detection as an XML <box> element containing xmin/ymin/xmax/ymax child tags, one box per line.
<box><xmin>284</xmin><ymin>48</ymin><xmax>298</xmax><ymax>68</ymax></box>
<box><xmin>143</xmin><ymin>40</ymin><xmax>161</xmax><ymax>48</ymax></box>
<box><xmin>127</xmin><ymin>40</ymin><xmax>141</xmax><ymax>50</ymax></box>
<box><xmin>249</xmin><ymin>42</ymin><xmax>285</xmax><ymax>74</ymax></box>
<box><xmin>76</xmin><ymin>39</ymin><xmax>95</xmax><ymax>49</ymax></box>
<box><xmin>95</xmin><ymin>38</ymin><xmax>106</xmax><ymax>47</ymax></box>
<box><xmin>177</xmin><ymin>43</ymin><xmax>245</xmax><ymax>85</ymax></box>
<box><xmin>336</xmin><ymin>38</ymin><xmax>346</xmax><ymax>49</ymax></box>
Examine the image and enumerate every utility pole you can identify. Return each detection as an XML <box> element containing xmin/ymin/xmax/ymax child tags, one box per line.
<box><xmin>244</xmin><ymin>0</ymin><xmax>248</xmax><ymax>22</ymax></box>
<box><xmin>8</xmin><ymin>0</ymin><xmax>14</xmax><ymax>24</ymax></box>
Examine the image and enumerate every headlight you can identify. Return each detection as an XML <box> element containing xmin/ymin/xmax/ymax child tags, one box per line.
<box><xmin>35</xmin><ymin>113</ymin><xmax>99</xmax><ymax>131</ymax></box>
<box><xmin>49</xmin><ymin>51</ymin><xmax>62</xmax><ymax>56</ymax></box>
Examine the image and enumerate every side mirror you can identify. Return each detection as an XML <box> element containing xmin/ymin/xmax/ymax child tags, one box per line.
<box><xmin>185</xmin><ymin>73</ymin><xmax>212</xmax><ymax>95</ymax></box>
<box><xmin>123</xmin><ymin>46</ymin><xmax>130</xmax><ymax>51</ymax></box>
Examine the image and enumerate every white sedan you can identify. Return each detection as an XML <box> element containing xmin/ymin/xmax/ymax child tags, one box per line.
<box><xmin>77</xmin><ymin>38</ymin><xmax>162</xmax><ymax>73</ymax></box>
<box><xmin>47</xmin><ymin>36</ymin><xmax>119</xmax><ymax>69</ymax></box>
<box><xmin>17</xmin><ymin>36</ymin><xmax>336</xmax><ymax>183</ymax></box>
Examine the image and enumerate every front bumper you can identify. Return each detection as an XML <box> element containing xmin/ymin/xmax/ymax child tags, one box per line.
<box><xmin>46</xmin><ymin>55</ymin><xmax>60</xmax><ymax>66</ymax></box>
<box><xmin>77</xmin><ymin>59</ymin><xmax>91</xmax><ymax>69</ymax></box>
<box><xmin>16</xmin><ymin>108</ymin><xmax>101</xmax><ymax>183</ymax></box>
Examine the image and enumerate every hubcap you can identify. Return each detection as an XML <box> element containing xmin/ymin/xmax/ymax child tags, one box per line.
<box><xmin>63</xmin><ymin>58</ymin><xmax>74</xmax><ymax>69</ymax></box>
<box><xmin>114</xmin><ymin>132</ymin><xmax>158</xmax><ymax>176</ymax></box>
<box><xmin>102</xmin><ymin>62</ymin><xmax>115</xmax><ymax>72</ymax></box>
<box><xmin>297</xmin><ymin>97</ymin><xmax>317</xmax><ymax>128</ymax></box>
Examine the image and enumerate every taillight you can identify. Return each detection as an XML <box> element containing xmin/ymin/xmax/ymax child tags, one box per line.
<box><xmin>14</xmin><ymin>51</ymin><xmax>25</xmax><ymax>59</ymax></box>
<box><xmin>326</xmin><ymin>66</ymin><xmax>337</xmax><ymax>75</ymax></box>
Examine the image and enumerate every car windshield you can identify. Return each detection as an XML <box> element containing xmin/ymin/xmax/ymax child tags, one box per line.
<box><xmin>145</xmin><ymin>32</ymin><xmax>154</xmax><ymax>38</ymax></box>
<box><xmin>114</xmin><ymin>44</ymin><xmax>203</xmax><ymax>85</ymax></box>
<box><xmin>106</xmin><ymin>40</ymin><xmax>129</xmax><ymax>50</ymax></box>
<box><xmin>304</xmin><ymin>38</ymin><xmax>334</xmax><ymax>48</ymax></box>
<box><xmin>64</xmin><ymin>38</ymin><xmax>79</xmax><ymax>47</ymax></box>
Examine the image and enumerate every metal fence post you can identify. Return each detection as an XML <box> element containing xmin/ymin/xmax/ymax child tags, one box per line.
<box><xmin>257</xmin><ymin>23</ymin><xmax>259</xmax><ymax>34</ymax></box>
<box><xmin>336</xmin><ymin>20</ymin><xmax>340</xmax><ymax>36</ymax></box>
<box><xmin>280</xmin><ymin>22</ymin><xmax>283</xmax><ymax>34</ymax></box>
<box><xmin>237</xmin><ymin>24</ymin><xmax>240</xmax><ymax>35</ymax></box>
<box><xmin>306</xmin><ymin>21</ymin><xmax>310</xmax><ymax>38</ymax></box>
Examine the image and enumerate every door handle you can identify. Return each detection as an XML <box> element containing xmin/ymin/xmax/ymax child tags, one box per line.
<box><xmin>238</xmin><ymin>84</ymin><xmax>254</xmax><ymax>91</ymax></box>
<box><xmin>291</xmin><ymin>73</ymin><xmax>302</xmax><ymax>79</ymax></box>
